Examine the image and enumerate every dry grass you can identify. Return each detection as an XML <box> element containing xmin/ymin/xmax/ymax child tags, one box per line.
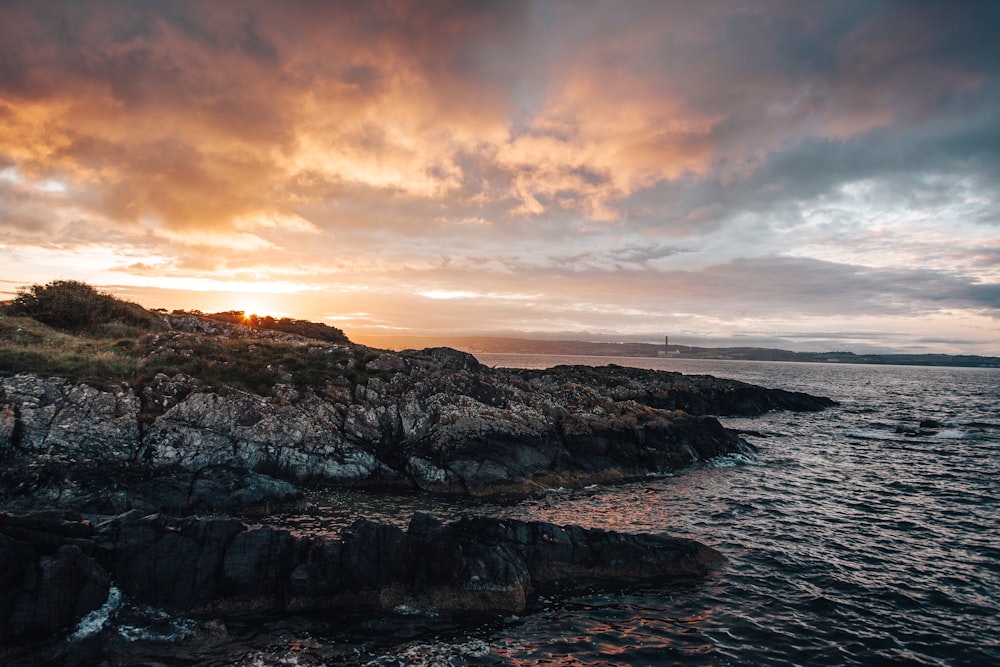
<box><xmin>0</xmin><ymin>316</ymin><xmax>137</xmax><ymax>387</ymax></box>
<box><xmin>0</xmin><ymin>314</ymin><xmax>395</xmax><ymax>395</ymax></box>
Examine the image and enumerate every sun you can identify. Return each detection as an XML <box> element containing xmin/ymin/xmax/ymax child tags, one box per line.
<box><xmin>233</xmin><ymin>298</ymin><xmax>284</xmax><ymax>321</ymax></box>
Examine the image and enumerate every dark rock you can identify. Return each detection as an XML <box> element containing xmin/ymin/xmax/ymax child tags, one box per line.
<box><xmin>896</xmin><ymin>419</ymin><xmax>940</xmax><ymax>437</ymax></box>
<box><xmin>185</xmin><ymin>466</ymin><xmax>304</xmax><ymax>516</ymax></box>
<box><xmin>0</xmin><ymin>510</ymin><xmax>726</xmax><ymax>647</ymax></box>
<box><xmin>221</xmin><ymin>525</ymin><xmax>299</xmax><ymax>606</ymax></box>
<box><xmin>108</xmin><ymin>515</ymin><xmax>244</xmax><ymax>612</ymax></box>
<box><xmin>0</xmin><ymin>459</ymin><xmax>303</xmax><ymax>517</ymax></box>
<box><xmin>514</xmin><ymin>364</ymin><xmax>837</xmax><ymax>416</ymax></box>
<box><xmin>0</xmin><ymin>525</ymin><xmax>110</xmax><ymax>647</ymax></box>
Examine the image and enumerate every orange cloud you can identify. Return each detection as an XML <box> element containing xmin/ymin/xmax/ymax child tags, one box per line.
<box><xmin>1</xmin><ymin>2</ymin><xmax>997</xmax><ymax>355</ymax></box>
<box><xmin>499</xmin><ymin>66</ymin><xmax>718</xmax><ymax>220</ymax></box>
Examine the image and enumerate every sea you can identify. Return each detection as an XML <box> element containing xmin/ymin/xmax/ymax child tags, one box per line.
<box><xmin>62</xmin><ymin>355</ymin><xmax>999</xmax><ymax>666</ymax></box>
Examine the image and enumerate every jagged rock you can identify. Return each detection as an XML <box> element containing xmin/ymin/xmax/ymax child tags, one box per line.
<box><xmin>0</xmin><ymin>396</ymin><xmax>14</xmax><ymax>458</ymax></box>
<box><xmin>514</xmin><ymin>365</ymin><xmax>838</xmax><ymax>415</ymax></box>
<box><xmin>0</xmin><ymin>460</ymin><xmax>303</xmax><ymax>517</ymax></box>
<box><xmin>0</xmin><ymin>349</ymin><xmax>834</xmax><ymax>499</ymax></box>
<box><xmin>106</xmin><ymin>514</ymin><xmax>246</xmax><ymax>611</ymax></box>
<box><xmin>0</xmin><ymin>375</ymin><xmax>140</xmax><ymax>461</ymax></box>
<box><xmin>0</xmin><ymin>510</ymin><xmax>725</xmax><ymax>648</ymax></box>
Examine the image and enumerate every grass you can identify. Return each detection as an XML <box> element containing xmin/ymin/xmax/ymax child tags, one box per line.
<box><xmin>0</xmin><ymin>314</ymin><xmax>399</xmax><ymax>396</ymax></box>
<box><xmin>0</xmin><ymin>316</ymin><xmax>137</xmax><ymax>387</ymax></box>
<box><xmin>0</xmin><ymin>280</ymin><xmax>405</xmax><ymax>396</ymax></box>
<box><xmin>136</xmin><ymin>335</ymin><xmax>360</xmax><ymax>395</ymax></box>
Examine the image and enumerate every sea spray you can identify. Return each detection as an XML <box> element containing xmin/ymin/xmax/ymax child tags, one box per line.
<box><xmin>69</xmin><ymin>586</ymin><xmax>123</xmax><ymax>641</ymax></box>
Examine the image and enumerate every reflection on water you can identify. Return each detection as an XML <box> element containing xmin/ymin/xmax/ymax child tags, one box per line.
<box><xmin>60</xmin><ymin>357</ymin><xmax>1000</xmax><ymax>666</ymax></box>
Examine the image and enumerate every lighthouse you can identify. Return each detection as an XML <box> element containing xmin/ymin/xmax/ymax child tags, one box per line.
<box><xmin>659</xmin><ymin>335</ymin><xmax>680</xmax><ymax>357</ymax></box>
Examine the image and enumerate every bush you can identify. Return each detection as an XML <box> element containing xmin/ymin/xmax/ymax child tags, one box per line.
<box><xmin>5</xmin><ymin>280</ymin><xmax>156</xmax><ymax>332</ymax></box>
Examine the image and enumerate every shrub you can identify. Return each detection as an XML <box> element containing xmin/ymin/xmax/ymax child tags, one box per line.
<box><xmin>4</xmin><ymin>280</ymin><xmax>156</xmax><ymax>332</ymax></box>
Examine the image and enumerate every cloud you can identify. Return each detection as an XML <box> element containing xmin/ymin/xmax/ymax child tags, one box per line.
<box><xmin>0</xmin><ymin>1</ymin><xmax>998</xmax><ymax>353</ymax></box>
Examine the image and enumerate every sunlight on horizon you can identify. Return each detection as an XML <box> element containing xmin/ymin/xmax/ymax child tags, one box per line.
<box><xmin>1</xmin><ymin>3</ymin><xmax>997</xmax><ymax>356</ymax></box>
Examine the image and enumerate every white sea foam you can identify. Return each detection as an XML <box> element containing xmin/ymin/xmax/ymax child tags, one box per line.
<box><xmin>117</xmin><ymin>607</ymin><xmax>197</xmax><ymax>643</ymax></box>
<box><xmin>362</xmin><ymin>638</ymin><xmax>493</xmax><ymax>666</ymax></box>
<box><xmin>69</xmin><ymin>586</ymin><xmax>123</xmax><ymax>641</ymax></box>
<box><xmin>936</xmin><ymin>428</ymin><xmax>966</xmax><ymax>439</ymax></box>
<box><xmin>709</xmin><ymin>452</ymin><xmax>764</xmax><ymax>468</ymax></box>
<box><xmin>393</xmin><ymin>604</ymin><xmax>440</xmax><ymax>618</ymax></box>
<box><xmin>235</xmin><ymin>651</ymin><xmax>307</xmax><ymax>666</ymax></box>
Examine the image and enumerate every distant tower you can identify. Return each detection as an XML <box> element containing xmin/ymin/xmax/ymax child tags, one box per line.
<box><xmin>658</xmin><ymin>335</ymin><xmax>669</xmax><ymax>357</ymax></box>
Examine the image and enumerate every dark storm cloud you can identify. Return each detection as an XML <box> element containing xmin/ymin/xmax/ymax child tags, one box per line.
<box><xmin>1</xmin><ymin>1</ymin><xmax>997</xmax><ymax>352</ymax></box>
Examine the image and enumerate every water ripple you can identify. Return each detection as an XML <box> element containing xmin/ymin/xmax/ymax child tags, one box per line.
<box><xmin>96</xmin><ymin>359</ymin><xmax>1000</xmax><ymax>666</ymax></box>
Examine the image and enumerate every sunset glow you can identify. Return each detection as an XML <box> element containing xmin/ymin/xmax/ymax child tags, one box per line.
<box><xmin>1</xmin><ymin>1</ymin><xmax>997</xmax><ymax>354</ymax></box>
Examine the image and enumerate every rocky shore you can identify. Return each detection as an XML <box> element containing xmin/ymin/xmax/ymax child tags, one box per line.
<box><xmin>0</xmin><ymin>341</ymin><xmax>833</xmax><ymax>505</ymax></box>
<box><xmin>0</xmin><ymin>311</ymin><xmax>836</xmax><ymax>657</ymax></box>
<box><xmin>0</xmin><ymin>509</ymin><xmax>723</xmax><ymax>655</ymax></box>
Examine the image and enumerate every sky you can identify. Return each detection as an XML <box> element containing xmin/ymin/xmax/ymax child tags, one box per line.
<box><xmin>1</xmin><ymin>1</ymin><xmax>998</xmax><ymax>355</ymax></box>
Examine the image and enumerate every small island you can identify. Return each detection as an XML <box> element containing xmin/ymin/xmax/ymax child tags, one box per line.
<box><xmin>0</xmin><ymin>282</ymin><xmax>835</xmax><ymax>659</ymax></box>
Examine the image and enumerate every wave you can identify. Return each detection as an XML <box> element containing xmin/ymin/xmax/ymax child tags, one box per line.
<box><xmin>69</xmin><ymin>586</ymin><xmax>123</xmax><ymax>641</ymax></box>
<box><xmin>709</xmin><ymin>451</ymin><xmax>764</xmax><ymax>468</ymax></box>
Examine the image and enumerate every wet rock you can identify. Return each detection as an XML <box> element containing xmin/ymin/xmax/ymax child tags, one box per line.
<box><xmin>107</xmin><ymin>514</ymin><xmax>245</xmax><ymax>612</ymax></box>
<box><xmin>0</xmin><ymin>460</ymin><xmax>303</xmax><ymax>517</ymax></box>
<box><xmin>100</xmin><ymin>512</ymin><xmax>721</xmax><ymax>617</ymax></box>
<box><xmin>514</xmin><ymin>365</ymin><xmax>837</xmax><ymax>416</ymax></box>
<box><xmin>0</xmin><ymin>514</ymin><xmax>110</xmax><ymax>647</ymax></box>
<box><xmin>186</xmin><ymin>467</ymin><xmax>304</xmax><ymax>516</ymax></box>
<box><xmin>0</xmin><ymin>511</ymin><xmax>726</xmax><ymax>647</ymax></box>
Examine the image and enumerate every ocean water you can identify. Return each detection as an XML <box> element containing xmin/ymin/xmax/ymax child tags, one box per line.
<box><xmin>62</xmin><ymin>356</ymin><xmax>1000</xmax><ymax>666</ymax></box>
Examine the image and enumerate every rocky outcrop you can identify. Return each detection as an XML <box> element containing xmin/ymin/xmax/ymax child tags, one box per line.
<box><xmin>513</xmin><ymin>364</ymin><xmax>838</xmax><ymax>415</ymax></box>
<box><xmin>0</xmin><ymin>461</ymin><xmax>303</xmax><ymax>517</ymax></box>
<box><xmin>0</xmin><ymin>349</ymin><xmax>834</xmax><ymax>499</ymax></box>
<box><xmin>0</xmin><ymin>510</ymin><xmax>723</xmax><ymax>649</ymax></box>
<box><xmin>0</xmin><ymin>375</ymin><xmax>140</xmax><ymax>461</ymax></box>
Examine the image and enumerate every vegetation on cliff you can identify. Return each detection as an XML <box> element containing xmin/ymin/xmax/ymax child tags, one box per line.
<box><xmin>189</xmin><ymin>309</ymin><xmax>349</xmax><ymax>343</ymax></box>
<box><xmin>5</xmin><ymin>280</ymin><xmax>158</xmax><ymax>333</ymax></box>
<box><xmin>0</xmin><ymin>280</ymin><xmax>374</xmax><ymax>393</ymax></box>
<box><xmin>0</xmin><ymin>280</ymin><xmax>832</xmax><ymax>499</ymax></box>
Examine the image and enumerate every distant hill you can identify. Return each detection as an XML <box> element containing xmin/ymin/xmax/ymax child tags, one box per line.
<box><xmin>355</xmin><ymin>335</ymin><xmax>1000</xmax><ymax>369</ymax></box>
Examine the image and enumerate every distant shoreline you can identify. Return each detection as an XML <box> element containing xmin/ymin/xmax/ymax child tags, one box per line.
<box><xmin>355</xmin><ymin>335</ymin><xmax>1000</xmax><ymax>369</ymax></box>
